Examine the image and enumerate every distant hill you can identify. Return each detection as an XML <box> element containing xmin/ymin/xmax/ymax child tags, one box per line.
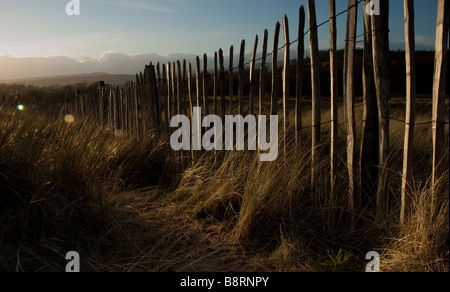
<box><xmin>0</xmin><ymin>73</ymin><xmax>135</xmax><ymax>87</ymax></box>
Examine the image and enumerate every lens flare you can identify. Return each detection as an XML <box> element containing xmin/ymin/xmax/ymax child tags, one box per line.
<box><xmin>17</xmin><ymin>104</ymin><xmax>25</xmax><ymax>111</ymax></box>
<box><xmin>64</xmin><ymin>114</ymin><xmax>75</xmax><ymax>124</ymax></box>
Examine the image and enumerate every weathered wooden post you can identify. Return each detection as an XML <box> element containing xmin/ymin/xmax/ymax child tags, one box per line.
<box><xmin>139</xmin><ymin>70</ymin><xmax>147</xmax><ymax>133</ymax></box>
<box><xmin>229</xmin><ymin>46</ymin><xmax>234</xmax><ymax>115</ymax></box>
<box><xmin>167</xmin><ymin>63</ymin><xmax>173</xmax><ymax>120</ymax></box>
<box><xmin>214</xmin><ymin>52</ymin><xmax>219</xmax><ymax>116</ymax></box>
<box><xmin>239</xmin><ymin>40</ymin><xmax>246</xmax><ymax>116</ymax></box>
<box><xmin>162</xmin><ymin>64</ymin><xmax>170</xmax><ymax>131</ymax></box>
<box><xmin>177</xmin><ymin>61</ymin><xmax>182</xmax><ymax>116</ymax></box>
<box><xmin>361</xmin><ymin>0</ymin><xmax>379</xmax><ymax>208</ymax></box>
<box><xmin>345</xmin><ymin>0</ymin><xmax>359</xmax><ymax>212</ymax></box>
<box><xmin>307</xmin><ymin>0</ymin><xmax>321</xmax><ymax>192</ymax></box>
<box><xmin>195</xmin><ymin>56</ymin><xmax>202</xmax><ymax>152</ymax></box>
<box><xmin>172</xmin><ymin>62</ymin><xmax>177</xmax><ymax>116</ymax></box>
<box><xmin>156</xmin><ymin>63</ymin><xmax>165</xmax><ymax>129</ymax></box>
<box><xmin>401</xmin><ymin>0</ymin><xmax>416</xmax><ymax>225</ymax></box>
<box><xmin>203</xmin><ymin>54</ymin><xmax>209</xmax><ymax>116</ymax></box>
<box><xmin>282</xmin><ymin>16</ymin><xmax>290</xmax><ymax>158</ymax></box>
<box><xmin>183</xmin><ymin>60</ymin><xmax>188</xmax><ymax>116</ymax></box>
<box><xmin>271</xmin><ymin>22</ymin><xmax>281</xmax><ymax>116</ymax></box>
<box><xmin>150</xmin><ymin>64</ymin><xmax>161</xmax><ymax>132</ymax></box>
<box><xmin>219</xmin><ymin>49</ymin><xmax>226</xmax><ymax>121</ymax></box>
<box><xmin>219</xmin><ymin>49</ymin><xmax>227</xmax><ymax>150</ymax></box>
<box><xmin>143</xmin><ymin>68</ymin><xmax>150</xmax><ymax>130</ymax></box>
<box><xmin>249</xmin><ymin>35</ymin><xmax>259</xmax><ymax>116</ymax></box>
<box><xmin>372</xmin><ymin>0</ymin><xmax>390</xmax><ymax>220</ymax></box>
<box><xmin>177</xmin><ymin>61</ymin><xmax>185</xmax><ymax>165</ymax></box>
<box><xmin>431</xmin><ymin>0</ymin><xmax>449</xmax><ymax>216</ymax></box>
<box><xmin>297</xmin><ymin>6</ymin><xmax>305</xmax><ymax>150</ymax></box>
<box><xmin>260</xmin><ymin>30</ymin><xmax>269</xmax><ymax>116</ymax></box>
<box><xmin>329</xmin><ymin>1</ymin><xmax>338</xmax><ymax>199</ymax></box>
<box><xmin>188</xmin><ymin>62</ymin><xmax>195</xmax><ymax>163</ymax></box>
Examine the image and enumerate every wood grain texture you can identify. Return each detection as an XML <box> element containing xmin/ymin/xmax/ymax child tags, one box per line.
<box><xmin>401</xmin><ymin>0</ymin><xmax>416</xmax><ymax>225</ymax></box>
<box><xmin>371</xmin><ymin>0</ymin><xmax>390</xmax><ymax>220</ymax></box>
<box><xmin>431</xmin><ymin>0</ymin><xmax>449</xmax><ymax>216</ymax></box>
<box><xmin>307</xmin><ymin>0</ymin><xmax>321</xmax><ymax>191</ymax></box>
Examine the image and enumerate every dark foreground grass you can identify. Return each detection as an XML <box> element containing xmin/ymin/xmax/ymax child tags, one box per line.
<box><xmin>0</xmin><ymin>103</ymin><xmax>448</xmax><ymax>272</ymax></box>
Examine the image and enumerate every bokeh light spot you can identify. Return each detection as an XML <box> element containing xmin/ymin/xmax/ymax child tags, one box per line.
<box><xmin>64</xmin><ymin>114</ymin><xmax>75</xmax><ymax>124</ymax></box>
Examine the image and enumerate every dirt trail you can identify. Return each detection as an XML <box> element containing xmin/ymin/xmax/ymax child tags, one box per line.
<box><xmin>131</xmin><ymin>199</ymin><xmax>270</xmax><ymax>272</ymax></box>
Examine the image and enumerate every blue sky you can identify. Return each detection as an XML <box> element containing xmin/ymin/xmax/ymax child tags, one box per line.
<box><xmin>0</xmin><ymin>0</ymin><xmax>441</xmax><ymax>79</ymax></box>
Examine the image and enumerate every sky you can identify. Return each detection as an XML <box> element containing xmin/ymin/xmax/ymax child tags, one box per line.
<box><xmin>0</xmin><ymin>0</ymin><xmax>441</xmax><ymax>79</ymax></box>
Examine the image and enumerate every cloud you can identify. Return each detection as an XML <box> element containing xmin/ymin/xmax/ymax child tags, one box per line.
<box><xmin>107</xmin><ymin>0</ymin><xmax>178</xmax><ymax>13</ymax></box>
<box><xmin>0</xmin><ymin>52</ymin><xmax>201</xmax><ymax>80</ymax></box>
<box><xmin>415</xmin><ymin>34</ymin><xmax>435</xmax><ymax>48</ymax></box>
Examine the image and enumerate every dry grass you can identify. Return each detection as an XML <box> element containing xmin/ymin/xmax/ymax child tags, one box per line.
<box><xmin>0</xmin><ymin>99</ymin><xmax>448</xmax><ymax>272</ymax></box>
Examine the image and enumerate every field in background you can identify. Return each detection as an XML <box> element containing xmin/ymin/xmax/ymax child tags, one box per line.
<box><xmin>0</xmin><ymin>97</ymin><xmax>447</xmax><ymax>272</ymax></box>
<box><xmin>0</xmin><ymin>73</ymin><xmax>134</xmax><ymax>87</ymax></box>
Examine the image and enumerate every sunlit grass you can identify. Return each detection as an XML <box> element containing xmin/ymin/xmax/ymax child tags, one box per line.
<box><xmin>0</xmin><ymin>99</ymin><xmax>448</xmax><ymax>272</ymax></box>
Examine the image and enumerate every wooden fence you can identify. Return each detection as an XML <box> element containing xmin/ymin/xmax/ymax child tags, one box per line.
<box><xmin>67</xmin><ymin>0</ymin><xmax>449</xmax><ymax>224</ymax></box>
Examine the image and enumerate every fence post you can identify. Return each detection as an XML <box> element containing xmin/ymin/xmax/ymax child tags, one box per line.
<box><xmin>214</xmin><ymin>52</ymin><xmax>219</xmax><ymax>116</ymax></box>
<box><xmin>271</xmin><ymin>22</ymin><xmax>281</xmax><ymax>116</ymax></box>
<box><xmin>156</xmin><ymin>63</ymin><xmax>164</xmax><ymax>129</ymax></box>
<box><xmin>219</xmin><ymin>49</ymin><xmax>226</xmax><ymax>122</ymax></box>
<box><xmin>203</xmin><ymin>54</ymin><xmax>209</xmax><ymax>116</ymax></box>
<box><xmin>239</xmin><ymin>40</ymin><xmax>246</xmax><ymax>116</ymax></box>
<box><xmin>162</xmin><ymin>64</ymin><xmax>169</xmax><ymax>131</ymax></box>
<box><xmin>345</xmin><ymin>0</ymin><xmax>359</xmax><ymax>212</ymax></box>
<box><xmin>249</xmin><ymin>35</ymin><xmax>259</xmax><ymax>116</ymax></box>
<box><xmin>150</xmin><ymin>64</ymin><xmax>161</xmax><ymax>132</ymax></box>
<box><xmin>297</xmin><ymin>7</ymin><xmax>305</xmax><ymax>150</ymax></box>
<box><xmin>176</xmin><ymin>60</ymin><xmax>185</xmax><ymax>165</ymax></box>
<box><xmin>219</xmin><ymin>49</ymin><xmax>227</xmax><ymax>150</ymax></box>
<box><xmin>183</xmin><ymin>59</ymin><xmax>187</xmax><ymax>116</ymax></box>
<box><xmin>177</xmin><ymin>61</ymin><xmax>182</xmax><ymax>117</ymax></box>
<box><xmin>167</xmin><ymin>63</ymin><xmax>173</xmax><ymax>120</ymax></box>
<box><xmin>195</xmin><ymin>57</ymin><xmax>202</xmax><ymax>152</ymax></box>
<box><xmin>431</xmin><ymin>0</ymin><xmax>449</xmax><ymax>216</ymax></box>
<box><xmin>329</xmin><ymin>1</ymin><xmax>338</xmax><ymax>199</ymax></box>
<box><xmin>172</xmin><ymin>62</ymin><xmax>177</xmax><ymax>116</ymax></box>
<box><xmin>140</xmin><ymin>71</ymin><xmax>147</xmax><ymax>134</ymax></box>
<box><xmin>188</xmin><ymin>62</ymin><xmax>195</xmax><ymax>163</ymax></box>
<box><xmin>372</xmin><ymin>0</ymin><xmax>390</xmax><ymax>221</ymax></box>
<box><xmin>140</xmin><ymin>70</ymin><xmax>146</xmax><ymax>135</ymax></box>
<box><xmin>361</xmin><ymin>0</ymin><xmax>379</xmax><ymax>208</ymax></box>
<box><xmin>282</xmin><ymin>15</ymin><xmax>290</xmax><ymax>158</ymax></box>
<box><xmin>260</xmin><ymin>30</ymin><xmax>268</xmax><ymax>116</ymax></box>
<box><xmin>307</xmin><ymin>0</ymin><xmax>321</xmax><ymax>192</ymax></box>
<box><xmin>401</xmin><ymin>0</ymin><xmax>417</xmax><ymax>225</ymax></box>
<box><xmin>229</xmin><ymin>46</ymin><xmax>234</xmax><ymax>115</ymax></box>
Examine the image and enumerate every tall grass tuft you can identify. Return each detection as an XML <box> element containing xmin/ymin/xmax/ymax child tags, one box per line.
<box><xmin>0</xmin><ymin>99</ymin><xmax>448</xmax><ymax>272</ymax></box>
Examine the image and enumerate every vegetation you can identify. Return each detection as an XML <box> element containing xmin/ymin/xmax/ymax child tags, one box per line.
<box><xmin>0</xmin><ymin>96</ymin><xmax>447</xmax><ymax>272</ymax></box>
